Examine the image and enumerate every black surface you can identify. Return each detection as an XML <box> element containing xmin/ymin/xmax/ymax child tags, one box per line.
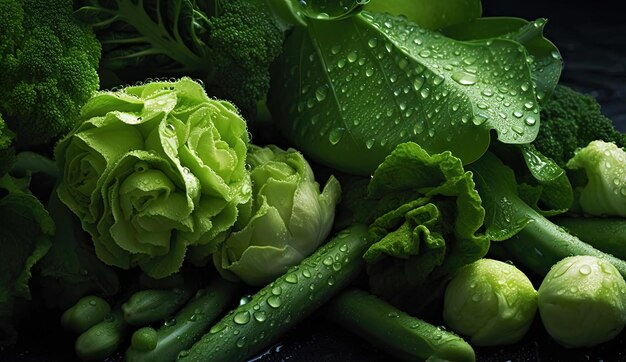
<box><xmin>2</xmin><ymin>1</ymin><xmax>626</xmax><ymax>361</ymax></box>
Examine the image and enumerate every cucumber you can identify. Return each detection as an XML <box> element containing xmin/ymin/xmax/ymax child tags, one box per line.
<box><xmin>324</xmin><ymin>288</ymin><xmax>475</xmax><ymax>362</ymax></box>
<box><xmin>61</xmin><ymin>295</ymin><xmax>111</xmax><ymax>334</ymax></box>
<box><xmin>126</xmin><ymin>278</ymin><xmax>240</xmax><ymax>362</ymax></box>
<box><xmin>177</xmin><ymin>224</ymin><xmax>369</xmax><ymax>362</ymax></box>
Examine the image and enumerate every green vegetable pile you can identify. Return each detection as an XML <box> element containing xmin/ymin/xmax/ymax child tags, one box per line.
<box><xmin>2</xmin><ymin>0</ymin><xmax>626</xmax><ymax>360</ymax></box>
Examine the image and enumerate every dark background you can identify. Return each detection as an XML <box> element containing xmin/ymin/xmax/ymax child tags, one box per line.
<box><xmin>1</xmin><ymin>1</ymin><xmax>625</xmax><ymax>361</ymax></box>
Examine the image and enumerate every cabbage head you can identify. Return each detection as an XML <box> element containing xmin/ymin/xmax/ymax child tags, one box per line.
<box><xmin>213</xmin><ymin>144</ymin><xmax>341</xmax><ymax>286</ymax></box>
<box><xmin>55</xmin><ymin>77</ymin><xmax>251</xmax><ymax>278</ymax></box>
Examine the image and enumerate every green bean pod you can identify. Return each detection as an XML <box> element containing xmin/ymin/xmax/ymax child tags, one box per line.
<box><xmin>126</xmin><ymin>277</ymin><xmax>240</xmax><ymax>362</ymax></box>
<box><xmin>122</xmin><ymin>285</ymin><xmax>196</xmax><ymax>325</ymax></box>
<box><xmin>178</xmin><ymin>224</ymin><xmax>369</xmax><ymax>362</ymax></box>
<box><xmin>75</xmin><ymin>308</ymin><xmax>127</xmax><ymax>361</ymax></box>
<box><xmin>61</xmin><ymin>295</ymin><xmax>111</xmax><ymax>334</ymax></box>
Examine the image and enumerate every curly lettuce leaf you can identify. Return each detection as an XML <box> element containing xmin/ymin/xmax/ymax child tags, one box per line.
<box><xmin>269</xmin><ymin>10</ymin><xmax>546</xmax><ymax>175</ymax></box>
<box><xmin>361</xmin><ymin>142</ymin><xmax>489</xmax><ymax>308</ymax></box>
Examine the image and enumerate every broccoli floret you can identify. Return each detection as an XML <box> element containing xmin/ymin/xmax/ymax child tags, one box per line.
<box><xmin>81</xmin><ymin>0</ymin><xmax>283</xmax><ymax>118</ymax></box>
<box><xmin>0</xmin><ymin>114</ymin><xmax>15</xmax><ymax>176</ymax></box>
<box><xmin>533</xmin><ymin>84</ymin><xmax>626</xmax><ymax>166</ymax></box>
<box><xmin>0</xmin><ymin>0</ymin><xmax>101</xmax><ymax>148</ymax></box>
<box><xmin>206</xmin><ymin>0</ymin><xmax>284</xmax><ymax>117</ymax></box>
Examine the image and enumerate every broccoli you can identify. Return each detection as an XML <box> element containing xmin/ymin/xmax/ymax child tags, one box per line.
<box><xmin>0</xmin><ymin>114</ymin><xmax>15</xmax><ymax>176</ymax></box>
<box><xmin>0</xmin><ymin>0</ymin><xmax>101</xmax><ymax>148</ymax></box>
<box><xmin>80</xmin><ymin>0</ymin><xmax>284</xmax><ymax>118</ymax></box>
<box><xmin>532</xmin><ymin>84</ymin><xmax>626</xmax><ymax>166</ymax></box>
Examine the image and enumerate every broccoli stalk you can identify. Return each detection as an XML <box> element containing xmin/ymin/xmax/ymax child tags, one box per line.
<box><xmin>0</xmin><ymin>0</ymin><xmax>101</xmax><ymax>148</ymax></box>
<box><xmin>533</xmin><ymin>84</ymin><xmax>626</xmax><ymax>166</ymax></box>
<box><xmin>78</xmin><ymin>0</ymin><xmax>284</xmax><ymax>118</ymax></box>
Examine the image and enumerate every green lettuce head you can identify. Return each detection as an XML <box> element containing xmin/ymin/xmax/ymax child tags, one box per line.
<box><xmin>55</xmin><ymin>77</ymin><xmax>251</xmax><ymax>278</ymax></box>
<box><xmin>213</xmin><ymin>144</ymin><xmax>341</xmax><ymax>286</ymax></box>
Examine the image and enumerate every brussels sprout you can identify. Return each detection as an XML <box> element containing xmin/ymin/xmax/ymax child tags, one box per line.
<box><xmin>213</xmin><ymin>144</ymin><xmax>341</xmax><ymax>286</ymax></box>
<box><xmin>443</xmin><ymin>258</ymin><xmax>538</xmax><ymax>346</ymax></box>
<box><xmin>55</xmin><ymin>77</ymin><xmax>252</xmax><ymax>278</ymax></box>
<box><xmin>567</xmin><ymin>140</ymin><xmax>626</xmax><ymax>217</ymax></box>
<box><xmin>538</xmin><ymin>255</ymin><xmax>626</xmax><ymax>348</ymax></box>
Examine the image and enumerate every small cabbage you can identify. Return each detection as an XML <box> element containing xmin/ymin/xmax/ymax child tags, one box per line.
<box><xmin>566</xmin><ymin>140</ymin><xmax>626</xmax><ymax>216</ymax></box>
<box><xmin>538</xmin><ymin>255</ymin><xmax>626</xmax><ymax>348</ymax></box>
<box><xmin>213</xmin><ymin>144</ymin><xmax>341</xmax><ymax>286</ymax></box>
<box><xmin>55</xmin><ymin>77</ymin><xmax>251</xmax><ymax>278</ymax></box>
<box><xmin>443</xmin><ymin>258</ymin><xmax>538</xmax><ymax>346</ymax></box>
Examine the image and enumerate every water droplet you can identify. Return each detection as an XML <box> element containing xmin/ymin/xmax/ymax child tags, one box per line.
<box><xmin>236</xmin><ymin>336</ymin><xmax>247</xmax><ymax>348</ymax></box>
<box><xmin>418</xmin><ymin>50</ymin><xmax>431</xmax><ymax>58</ymax></box>
<box><xmin>512</xmin><ymin>125</ymin><xmax>525</xmax><ymax>135</ymax></box>
<box><xmin>525</xmin><ymin>116</ymin><xmax>536</xmax><ymax>126</ymax></box>
<box><xmin>420</xmin><ymin>88</ymin><xmax>430</xmax><ymax>99</ymax></box>
<box><xmin>387</xmin><ymin>311</ymin><xmax>399</xmax><ymax>318</ymax></box>
<box><xmin>164</xmin><ymin>317</ymin><xmax>177</xmax><ymax>327</ymax></box>
<box><xmin>328</xmin><ymin>127</ymin><xmax>345</xmax><ymax>145</ymax></box>
<box><xmin>302</xmin><ymin>269</ymin><xmax>311</xmax><ymax>278</ymax></box>
<box><xmin>471</xmin><ymin>293</ymin><xmax>482</xmax><ymax>302</ymax></box>
<box><xmin>367</xmin><ymin>38</ymin><xmax>378</xmax><ymax>48</ymax></box>
<box><xmin>331</xmin><ymin>45</ymin><xmax>341</xmax><ymax>55</ymax></box>
<box><xmin>253</xmin><ymin>310</ymin><xmax>267</xmax><ymax>322</ymax></box>
<box><xmin>285</xmin><ymin>273</ymin><xmax>298</xmax><ymax>284</ymax></box>
<box><xmin>579</xmin><ymin>264</ymin><xmax>592</xmax><ymax>276</ymax></box>
<box><xmin>267</xmin><ymin>295</ymin><xmax>282</xmax><ymax>308</ymax></box>
<box><xmin>451</xmin><ymin>71</ymin><xmax>477</xmax><ymax>85</ymax></box>
<box><xmin>315</xmin><ymin>85</ymin><xmax>329</xmax><ymax>101</ymax></box>
<box><xmin>233</xmin><ymin>311</ymin><xmax>250</xmax><ymax>325</ymax></box>
<box><xmin>347</xmin><ymin>51</ymin><xmax>358</xmax><ymax>63</ymax></box>
<box><xmin>327</xmin><ymin>276</ymin><xmax>336</xmax><ymax>286</ymax></box>
<box><xmin>337</xmin><ymin>59</ymin><xmax>346</xmax><ymax>68</ymax></box>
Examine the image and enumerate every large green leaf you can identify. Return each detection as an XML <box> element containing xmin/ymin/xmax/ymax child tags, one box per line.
<box><xmin>269</xmin><ymin>11</ymin><xmax>542</xmax><ymax>175</ymax></box>
<box><xmin>365</xmin><ymin>0</ymin><xmax>482</xmax><ymax>30</ymax></box>
<box><xmin>442</xmin><ymin>17</ymin><xmax>563</xmax><ymax>105</ymax></box>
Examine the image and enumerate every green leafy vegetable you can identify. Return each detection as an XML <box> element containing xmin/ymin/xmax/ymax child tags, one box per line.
<box><xmin>37</xmin><ymin>190</ymin><xmax>120</xmax><ymax>310</ymax></box>
<box><xmin>269</xmin><ymin>9</ymin><xmax>550</xmax><ymax>175</ymax></box>
<box><xmin>55</xmin><ymin>77</ymin><xmax>252</xmax><ymax>279</ymax></box>
<box><xmin>443</xmin><ymin>258</ymin><xmax>537</xmax><ymax>346</ymax></box>
<box><xmin>566</xmin><ymin>140</ymin><xmax>626</xmax><ymax>217</ymax></box>
<box><xmin>365</xmin><ymin>0</ymin><xmax>482</xmax><ymax>30</ymax></box>
<box><xmin>360</xmin><ymin>142</ymin><xmax>489</xmax><ymax>309</ymax></box>
<box><xmin>538</xmin><ymin>255</ymin><xmax>626</xmax><ymax>348</ymax></box>
<box><xmin>0</xmin><ymin>173</ymin><xmax>54</xmax><ymax>343</ymax></box>
<box><xmin>441</xmin><ymin>16</ymin><xmax>562</xmax><ymax>105</ymax></box>
<box><xmin>213</xmin><ymin>144</ymin><xmax>341</xmax><ymax>286</ymax></box>
<box><xmin>0</xmin><ymin>0</ymin><xmax>100</xmax><ymax>147</ymax></box>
